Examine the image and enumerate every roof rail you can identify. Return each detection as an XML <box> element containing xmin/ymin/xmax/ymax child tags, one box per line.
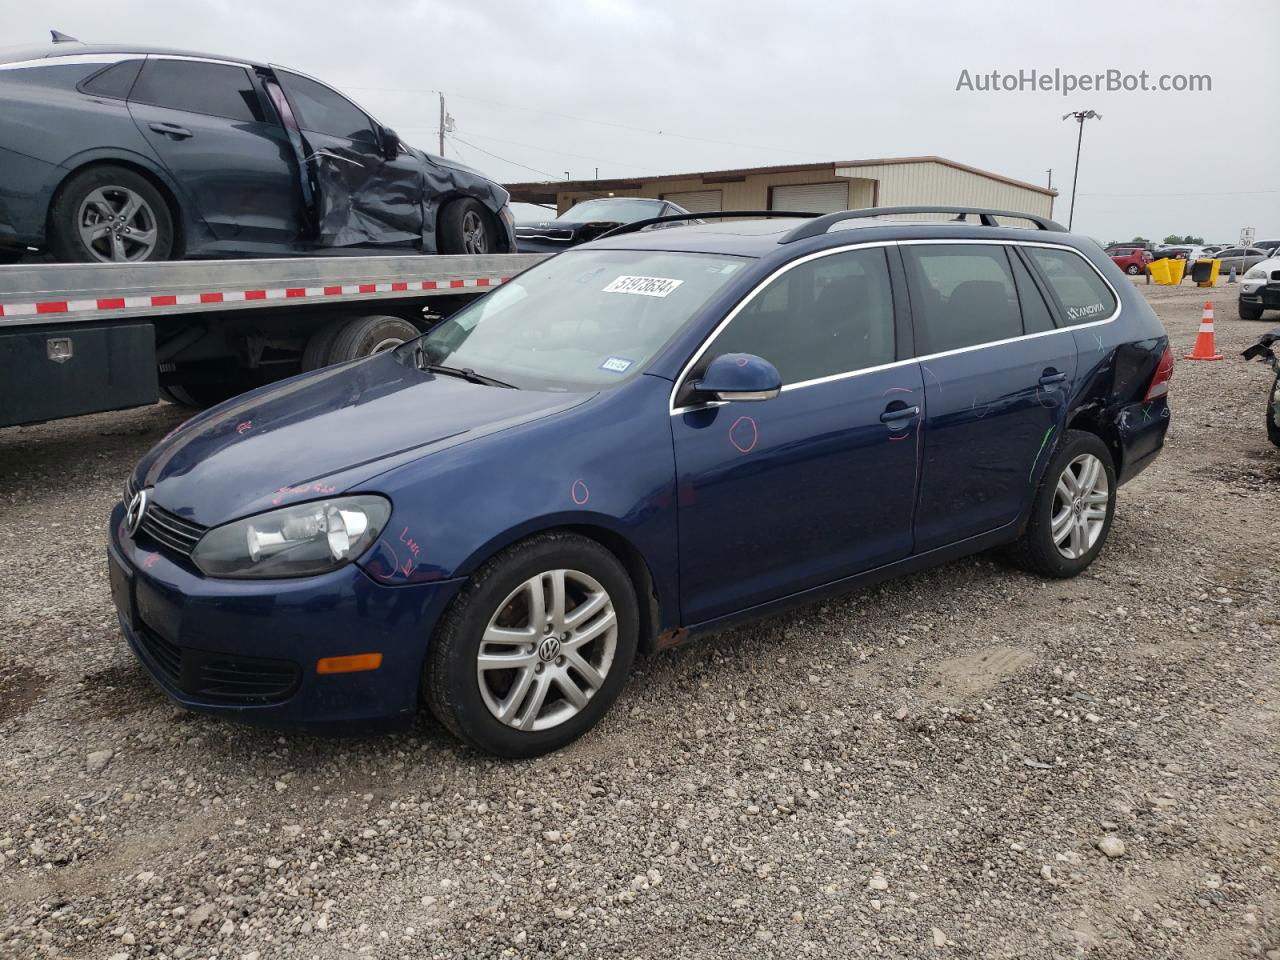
<box><xmin>596</xmin><ymin>210</ymin><xmax>820</xmax><ymax>240</ymax></box>
<box><xmin>779</xmin><ymin>206</ymin><xmax>1067</xmax><ymax>244</ymax></box>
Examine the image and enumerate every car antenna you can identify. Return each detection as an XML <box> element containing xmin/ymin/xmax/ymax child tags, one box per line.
<box><xmin>50</xmin><ymin>30</ymin><xmax>80</xmax><ymax>43</ymax></box>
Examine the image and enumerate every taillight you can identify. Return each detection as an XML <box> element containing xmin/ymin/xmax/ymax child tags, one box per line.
<box><xmin>1144</xmin><ymin>346</ymin><xmax>1174</xmax><ymax>400</ymax></box>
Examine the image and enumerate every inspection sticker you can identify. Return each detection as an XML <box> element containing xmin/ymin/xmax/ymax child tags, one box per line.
<box><xmin>602</xmin><ymin>275</ymin><xmax>684</xmax><ymax>297</ymax></box>
<box><xmin>600</xmin><ymin>356</ymin><xmax>634</xmax><ymax>373</ymax></box>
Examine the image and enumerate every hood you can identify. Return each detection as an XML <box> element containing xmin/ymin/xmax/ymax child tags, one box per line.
<box><xmin>140</xmin><ymin>352</ymin><xmax>589</xmax><ymax>527</ymax></box>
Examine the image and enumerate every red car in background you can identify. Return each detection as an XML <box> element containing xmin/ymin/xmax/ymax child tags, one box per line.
<box><xmin>1105</xmin><ymin>245</ymin><xmax>1154</xmax><ymax>276</ymax></box>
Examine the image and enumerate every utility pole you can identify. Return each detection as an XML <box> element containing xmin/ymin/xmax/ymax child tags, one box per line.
<box><xmin>1045</xmin><ymin>168</ymin><xmax>1053</xmax><ymax>191</ymax></box>
<box><xmin>1062</xmin><ymin>110</ymin><xmax>1101</xmax><ymax>230</ymax></box>
<box><xmin>438</xmin><ymin>94</ymin><xmax>445</xmax><ymax>156</ymax></box>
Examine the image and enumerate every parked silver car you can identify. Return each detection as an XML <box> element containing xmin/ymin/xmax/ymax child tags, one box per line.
<box><xmin>1213</xmin><ymin>247</ymin><xmax>1270</xmax><ymax>275</ymax></box>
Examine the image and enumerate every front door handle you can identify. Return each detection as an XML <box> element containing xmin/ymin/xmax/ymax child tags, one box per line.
<box><xmin>1038</xmin><ymin>371</ymin><xmax>1068</xmax><ymax>386</ymax></box>
<box><xmin>148</xmin><ymin>122</ymin><xmax>192</xmax><ymax>140</ymax></box>
<box><xmin>880</xmin><ymin>404</ymin><xmax>920</xmax><ymax>423</ymax></box>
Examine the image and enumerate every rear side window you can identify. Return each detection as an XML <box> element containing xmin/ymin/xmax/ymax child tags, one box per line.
<box><xmin>274</xmin><ymin>71</ymin><xmax>374</xmax><ymax>143</ymax></box>
<box><xmin>80</xmin><ymin>59</ymin><xmax>143</xmax><ymax>100</ymax></box>
<box><xmin>708</xmin><ymin>248</ymin><xmax>896</xmax><ymax>385</ymax></box>
<box><xmin>131</xmin><ymin>59</ymin><xmax>265</xmax><ymax>123</ymax></box>
<box><xmin>1024</xmin><ymin>247</ymin><xmax>1117</xmax><ymax>325</ymax></box>
<box><xmin>1009</xmin><ymin>250</ymin><xmax>1056</xmax><ymax>334</ymax></box>
<box><xmin>903</xmin><ymin>245</ymin><xmax>1022</xmax><ymax>353</ymax></box>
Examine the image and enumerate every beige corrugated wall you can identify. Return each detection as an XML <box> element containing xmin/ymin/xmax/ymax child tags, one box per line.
<box><xmin>836</xmin><ymin>161</ymin><xmax>1053</xmax><ymax>218</ymax></box>
<box><xmin>555</xmin><ymin>162</ymin><xmax>1049</xmax><ymax>218</ymax></box>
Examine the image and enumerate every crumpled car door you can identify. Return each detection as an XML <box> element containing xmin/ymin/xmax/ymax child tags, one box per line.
<box><xmin>267</xmin><ymin>67</ymin><xmax>424</xmax><ymax>249</ymax></box>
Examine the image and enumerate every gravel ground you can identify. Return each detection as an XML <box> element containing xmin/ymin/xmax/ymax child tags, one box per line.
<box><xmin>1</xmin><ymin>281</ymin><xmax>1277</xmax><ymax>960</ymax></box>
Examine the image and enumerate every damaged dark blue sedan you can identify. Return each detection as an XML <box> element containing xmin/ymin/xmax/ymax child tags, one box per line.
<box><xmin>108</xmin><ymin>207</ymin><xmax>1172</xmax><ymax>757</ymax></box>
<box><xmin>0</xmin><ymin>34</ymin><xmax>514</xmax><ymax>262</ymax></box>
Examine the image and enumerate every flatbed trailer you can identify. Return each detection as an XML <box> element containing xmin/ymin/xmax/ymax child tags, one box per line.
<box><xmin>0</xmin><ymin>253</ymin><xmax>546</xmax><ymax>427</ymax></box>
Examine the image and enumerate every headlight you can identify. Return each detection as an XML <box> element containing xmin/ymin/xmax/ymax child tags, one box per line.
<box><xmin>191</xmin><ymin>495</ymin><xmax>391</xmax><ymax>579</ymax></box>
<box><xmin>1245</xmin><ymin>267</ymin><xmax>1266</xmax><ymax>280</ymax></box>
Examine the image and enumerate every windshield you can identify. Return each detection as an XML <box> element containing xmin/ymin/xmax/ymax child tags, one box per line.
<box><xmin>408</xmin><ymin>250</ymin><xmax>749</xmax><ymax>391</ymax></box>
<box><xmin>558</xmin><ymin>199</ymin><xmax>665</xmax><ymax>224</ymax></box>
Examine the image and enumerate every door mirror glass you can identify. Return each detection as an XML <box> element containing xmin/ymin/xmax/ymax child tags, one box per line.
<box><xmin>380</xmin><ymin>126</ymin><xmax>401</xmax><ymax>159</ymax></box>
<box><xmin>694</xmin><ymin>353</ymin><xmax>781</xmax><ymax>402</ymax></box>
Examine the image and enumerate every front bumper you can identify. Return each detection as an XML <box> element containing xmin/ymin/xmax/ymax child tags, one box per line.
<box><xmin>107</xmin><ymin>502</ymin><xmax>464</xmax><ymax>731</ymax></box>
<box><xmin>1240</xmin><ymin>281</ymin><xmax>1280</xmax><ymax>309</ymax></box>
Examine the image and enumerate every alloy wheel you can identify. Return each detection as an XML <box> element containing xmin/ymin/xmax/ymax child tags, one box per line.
<box><xmin>461</xmin><ymin>209</ymin><xmax>489</xmax><ymax>254</ymax></box>
<box><xmin>1051</xmin><ymin>453</ymin><xmax>1109</xmax><ymax>559</ymax></box>
<box><xmin>77</xmin><ymin>186</ymin><xmax>160</xmax><ymax>262</ymax></box>
<box><xmin>476</xmin><ymin>569</ymin><xmax>618</xmax><ymax>732</ymax></box>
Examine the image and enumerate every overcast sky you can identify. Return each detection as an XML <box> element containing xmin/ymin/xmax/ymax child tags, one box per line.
<box><xmin>12</xmin><ymin>0</ymin><xmax>1280</xmax><ymax>244</ymax></box>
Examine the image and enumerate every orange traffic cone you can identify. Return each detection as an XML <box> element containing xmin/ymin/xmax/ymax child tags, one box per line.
<box><xmin>1184</xmin><ymin>302</ymin><xmax>1223</xmax><ymax>361</ymax></box>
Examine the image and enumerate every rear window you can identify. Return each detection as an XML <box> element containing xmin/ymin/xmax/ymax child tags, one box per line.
<box><xmin>1024</xmin><ymin>247</ymin><xmax>1117</xmax><ymax>326</ymax></box>
<box><xmin>80</xmin><ymin>59</ymin><xmax>142</xmax><ymax>100</ymax></box>
<box><xmin>131</xmin><ymin>59</ymin><xmax>265</xmax><ymax>123</ymax></box>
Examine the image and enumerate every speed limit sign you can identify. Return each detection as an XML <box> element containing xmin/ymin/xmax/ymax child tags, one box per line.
<box><xmin>1241</xmin><ymin>227</ymin><xmax>1256</xmax><ymax>248</ymax></box>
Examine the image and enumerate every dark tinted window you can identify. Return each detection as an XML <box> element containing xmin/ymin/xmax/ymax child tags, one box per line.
<box><xmin>274</xmin><ymin>71</ymin><xmax>374</xmax><ymax>142</ymax></box>
<box><xmin>131</xmin><ymin>59</ymin><xmax>264</xmax><ymax>122</ymax></box>
<box><xmin>1009</xmin><ymin>250</ymin><xmax>1056</xmax><ymax>334</ymax></box>
<box><xmin>707</xmin><ymin>248</ymin><xmax>895</xmax><ymax>385</ymax></box>
<box><xmin>903</xmin><ymin>245</ymin><xmax>1022</xmax><ymax>353</ymax></box>
<box><xmin>1025</xmin><ymin>247</ymin><xmax>1117</xmax><ymax>326</ymax></box>
<box><xmin>80</xmin><ymin>59</ymin><xmax>142</xmax><ymax>99</ymax></box>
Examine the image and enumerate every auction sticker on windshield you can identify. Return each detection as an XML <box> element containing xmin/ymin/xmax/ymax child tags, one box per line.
<box><xmin>602</xmin><ymin>276</ymin><xmax>684</xmax><ymax>297</ymax></box>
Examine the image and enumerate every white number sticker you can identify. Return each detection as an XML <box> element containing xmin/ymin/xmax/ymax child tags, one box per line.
<box><xmin>602</xmin><ymin>275</ymin><xmax>684</xmax><ymax>298</ymax></box>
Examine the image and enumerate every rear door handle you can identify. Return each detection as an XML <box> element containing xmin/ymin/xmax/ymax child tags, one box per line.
<box><xmin>880</xmin><ymin>404</ymin><xmax>920</xmax><ymax>423</ymax></box>
<box><xmin>1039</xmin><ymin>371</ymin><xmax>1068</xmax><ymax>385</ymax></box>
<box><xmin>148</xmin><ymin>122</ymin><xmax>192</xmax><ymax>140</ymax></box>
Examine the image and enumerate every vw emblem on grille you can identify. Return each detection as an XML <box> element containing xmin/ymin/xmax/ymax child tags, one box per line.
<box><xmin>537</xmin><ymin>636</ymin><xmax>562</xmax><ymax>662</ymax></box>
<box><xmin>125</xmin><ymin>488</ymin><xmax>149</xmax><ymax>539</ymax></box>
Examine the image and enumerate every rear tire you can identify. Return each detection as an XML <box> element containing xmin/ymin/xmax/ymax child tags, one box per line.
<box><xmin>325</xmin><ymin>315</ymin><xmax>420</xmax><ymax>364</ymax></box>
<box><xmin>1239</xmin><ymin>301</ymin><xmax>1265</xmax><ymax>321</ymax></box>
<box><xmin>423</xmin><ymin>533</ymin><xmax>639</xmax><ymax>758</ymax></box>
<box><xmin>49</xmin><ymin>164</ymin><xmax>175</xmax><ymax>263</ymax></box>
<box><xmin>1126</xmin><ymin>264</ymin><xmax>1141</xmax><ymax>275</ymax></box>
<box><xmin>438</xmin><ymin>198</ymin><xmax>496</xmax><ymax>255</ymax></box>
<box><xmin>1004</xmin><ymin>430</ymin><xmax>1117</xmax><ymax>579</ymax></box>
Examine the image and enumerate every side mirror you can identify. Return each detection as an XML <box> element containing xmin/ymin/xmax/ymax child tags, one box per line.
<box><xmin>379</xmin><ymin>126</ymin><xmax>401</xmax><ymax>160</ymax></box>
<box><xmin>693</xmin><ymin>353</ymin><xmax>782</xmax><ymax>402</ymax></box>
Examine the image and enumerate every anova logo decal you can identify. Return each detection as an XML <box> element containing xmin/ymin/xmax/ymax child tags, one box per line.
<box><xmin>1066</xmin><ymin>302</ymin><xmax>1107</xmax><ymax>322</ymax></box>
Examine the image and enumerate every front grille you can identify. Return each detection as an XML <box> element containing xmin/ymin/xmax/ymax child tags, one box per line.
<box><xmin>138</xmin><ymin>503</ymin><xmax>205</xmax><ymax>557</ymax></box>
<box><xmin>136</xmin><ymin>624</ymin><xmax>300</xmax><ymax>705</ymax></box>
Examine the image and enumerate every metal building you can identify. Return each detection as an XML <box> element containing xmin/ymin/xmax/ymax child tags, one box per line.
<box><xmin>505</xmin><ymin>156</ymin><xmax>1056</xmax><ymax>218</ymax></box>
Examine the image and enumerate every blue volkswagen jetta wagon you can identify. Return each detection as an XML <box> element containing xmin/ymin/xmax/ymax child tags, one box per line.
<box><xmin>107</xmin><ymin>206</ymin><xmax>1173</xmax><ymax>756</ymax></box>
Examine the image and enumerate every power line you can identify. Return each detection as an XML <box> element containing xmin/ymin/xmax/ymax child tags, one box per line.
<box><xmin>445</xmin><ymin>133</ymin><xmax>561</xmax><ymax>180</ymax></box>
<box><xmin>1080</xmin><ymin>189</ymin><xmax>1280</xmax><ymax>198</ymax></box>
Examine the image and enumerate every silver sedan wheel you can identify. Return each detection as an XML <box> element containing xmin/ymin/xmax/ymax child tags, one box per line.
<box><xmin>476</xmin><ymin>569</ymin><xmax>618</xmax><ymax>732</ymax></box>
<box><xmin>77</xmin><ymin>186</ymin><xmax>159</xmax><ymax>262</ymax></box>
<box><xmin>1051</xmin><ymin>453</ymin><xmax>1109</xmax><ymax>559</ymax></box>
<box><xmin>461</xmin><ymin>209</ymin><xmax>489</xmax><ymax>255</ymax></box>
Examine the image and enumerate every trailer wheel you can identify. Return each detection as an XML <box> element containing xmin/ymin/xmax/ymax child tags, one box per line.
<box><xmin>438</xmin><ymin>198</ymin><xmax>496</xmax><ymax>255</ymax></box>
<box><xmin>49</xmin><ymin>165</ymin><xmax>175</xmax><ymax>263</ymax></box>
<box><xmin>326</xmin><ymin>315</ymin><xmax>420</xmax><ymax>364</ymax></box>
<box><xmin>301</xmin><ymin>318</ymin><xmax>347</xmax><ymax>372</ymax></box>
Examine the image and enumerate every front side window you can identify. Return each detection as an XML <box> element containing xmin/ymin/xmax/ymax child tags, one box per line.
<box><xmin>130</xmin><ymin>59</ymin><xmax>265</xmax><ymax>123</ymax></box>
<box><xmin>1024</xmin><ymin>247</ymin><xmax>1118</xmax><ymax>326</ymax></box>
<box><xmin>411</xmin><ymin>250</ymin><xmax>748</xmax><ymax>391</ymax></box>
<box><xmin>703</xmin><ymin>247</ymin><xmax>896</xmax><ymax>386</ymax></box>
<box><xmin>274</xmin><ymin>71</ymin><xmax>375</xmax><ymax>142</ymax></box>
<box><xmin>903</xmin><ymin>245</ymin><xmax>1022</xmax><ymax>353</ymax></box>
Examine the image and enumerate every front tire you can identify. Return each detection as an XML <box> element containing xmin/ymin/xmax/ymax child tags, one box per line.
<box><xmin>423</xmin><ymin>533</ymin><xmax>639</xmax><ymax>757</ymax></box>
<box><xmin>1005</xmin><ymin>430</ymin><xmax>1117</xmax><ymax>578</ymax></box>
<box><xmin>1239</xmin><ymin>301</ymin><xmax>1264</xmax><ymax>321</ymax></box>
<box><xmin>49</xmin><ymin>165</ymin><xmax>175</xmax><ymax>263</ymax></box>
<box><xmin>1126</xmin><ymin>264</ymin><xmax>1141</xmax><ymax>275</ymax></box>
<box><xmin>438</xmin><ymin>198</ymin><xmax>496</xmax><ymax>255</ymax></box>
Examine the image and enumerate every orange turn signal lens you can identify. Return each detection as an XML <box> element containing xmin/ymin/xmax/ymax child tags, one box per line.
<box><xmin>316</xmin><ymin>653</ymin><xmax>383</xmax><ymax>675</ymax></box>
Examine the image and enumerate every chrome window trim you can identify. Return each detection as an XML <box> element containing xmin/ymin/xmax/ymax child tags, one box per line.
<box><xmin>670</xmin><ymin>237</ymin><xmax>1121</xmax><ymax>415</ymax></box>
<box><xmin>0</xmin><ymin>53</ymin><xmax>140</xmax><ymax>71</ymax></box>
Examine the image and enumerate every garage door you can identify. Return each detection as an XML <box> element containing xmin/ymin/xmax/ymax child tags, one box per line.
<box><xmin>770</xmin><ymin>182</ymin><xmax>850</xmax><ymax>213</ymax></box>
<box><xmin>661</xmin><ymin>190</ymin><xmax>722</xmax><ymax>213</ymax></box>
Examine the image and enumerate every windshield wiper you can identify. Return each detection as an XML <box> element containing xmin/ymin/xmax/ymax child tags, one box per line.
<box><xmin>425</xmin><ymin>361</ymin><xmax>516</xmax><ymax>389</ymax></box>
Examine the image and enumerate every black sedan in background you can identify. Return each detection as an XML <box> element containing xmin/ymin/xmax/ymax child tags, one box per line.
<box><xmin>515</xmin><ymin>197</ymin><xmax>693</xmax><ymax>253</ymax></box>
<box><xmin>0</xmin><ymin>35</ymin><xmax>516</xmax><ymax>262</ymax></box>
